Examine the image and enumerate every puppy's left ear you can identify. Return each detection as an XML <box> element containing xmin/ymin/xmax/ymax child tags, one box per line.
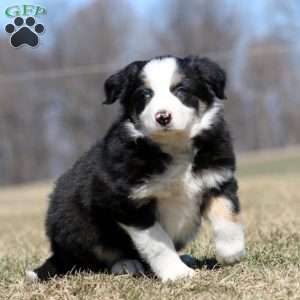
<box><xmin>103</xmin><ymin>60</ymin><xmax>146</xmax><ymax>105</ymax></box>
<box><xmin>184</xmin><ymin>56</ymin><xmax>227</xmax><ymax>100</ymax></box>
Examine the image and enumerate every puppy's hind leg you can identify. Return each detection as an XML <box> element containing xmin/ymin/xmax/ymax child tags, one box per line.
<box><xmin>111</xmin><ymin>259</ymin><xmax>145</xmax><ymax>275</ymax></box>
<box><xmin>25</xmin><ymin>252</ymin><xmax>77</xmax><ymax>283</ymax></box>
<box><xmin>25</xmin><ymin>255</ymin><xmax>59</xmax><ymax>283</ymax></box>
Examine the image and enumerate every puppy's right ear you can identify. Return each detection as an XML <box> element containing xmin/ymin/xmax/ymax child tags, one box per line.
<box><xmin>103</xmin><ymin>60</ymin><xmax>146</xmax><ymax>105</ymax></box>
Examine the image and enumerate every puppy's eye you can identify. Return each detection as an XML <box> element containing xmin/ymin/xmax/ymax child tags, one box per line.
<box><xmin>143</xmin><ymin>89</ymin><xmax>153</xmax><ymax>99</ymax></box>
<box><xmin>136</xmin><ymin>88</ymin><xmax>153</xmax><ymax>100</ymax></box>
<box><xmin>172</xmin><ymin>86</ymin><xmax>189</xmax><ymax>97</ymax></box>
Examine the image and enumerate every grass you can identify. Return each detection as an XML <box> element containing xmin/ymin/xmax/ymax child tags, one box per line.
<box><xmin>1</xmin><ymin>148</ymin><xmax>300</xmax><ymax>299</ymax></box>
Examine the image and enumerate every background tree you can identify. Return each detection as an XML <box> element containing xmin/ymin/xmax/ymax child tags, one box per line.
<box><xmin>0</xmin><ymin>0</ymin><xmax>299</xmax><ymax>185</ymax></box>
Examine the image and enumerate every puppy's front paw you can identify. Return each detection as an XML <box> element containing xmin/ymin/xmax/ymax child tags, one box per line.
<box><xmin>214</xmin><ymin>221</ymin><xmax>245</xmax><ymax>265</ymax></box>
<box><xmin>159</xmin><ymin>262</ymin><xmax>195</xmax><ymax>282</ymax></box>
<box><xmin>216</xmin><ymin>240</ymin><xmax>245</xmax><ymax>265</ymax></box>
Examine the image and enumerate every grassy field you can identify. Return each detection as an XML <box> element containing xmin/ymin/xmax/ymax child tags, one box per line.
<box><xmin>1</xmin><ymin>148</ymin><xmax>300</xmax><ymax>300</ymax></box>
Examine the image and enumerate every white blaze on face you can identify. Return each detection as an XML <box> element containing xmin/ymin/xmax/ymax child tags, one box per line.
<box><xmin>139</xmin><ymin>58</ymin><xmax>195</xmax><ymax>135</ymax></box>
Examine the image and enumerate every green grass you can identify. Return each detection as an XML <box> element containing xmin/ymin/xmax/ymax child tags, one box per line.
<box><xmin>0</xmin><ymin>150</ymin><xmax>300</xmax><ymax>300</ymax></box>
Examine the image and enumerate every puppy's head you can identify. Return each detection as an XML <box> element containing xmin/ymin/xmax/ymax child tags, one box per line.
<box><xmin>104</xmin><ymin>55</ymin><xmax>226</xmax><ymax>139</ymax></box>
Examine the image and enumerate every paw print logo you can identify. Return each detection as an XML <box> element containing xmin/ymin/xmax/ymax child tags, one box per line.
<box><xmin>5</xmin><ymin>17</ymin><xmax>44</xmax><ymax>48</ymax></box>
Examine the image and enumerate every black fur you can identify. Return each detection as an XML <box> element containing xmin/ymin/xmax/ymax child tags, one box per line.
<box><xmin>181</xmin><ymin>56</ymin><xmax>227</xmax><ymax>100</ymax></box>
<box><xmin>32</xmin><ymin>55</ymin><xmax>239</xmax><ymax>281</ymax></box>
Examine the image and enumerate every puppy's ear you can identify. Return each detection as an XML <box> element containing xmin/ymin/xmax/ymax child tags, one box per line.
<box><xmin>103</xmin><ymin>60</ymin><xmax>146</xmax><ymax>105</ymax></box>
<box><xmin>184</xmin><ymin>56</ymin><xmax>227</xmax><ymax>100</ymax></box>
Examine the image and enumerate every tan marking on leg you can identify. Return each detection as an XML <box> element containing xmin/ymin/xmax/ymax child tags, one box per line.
<box><xmin>204</xmin><ymin>196</ymin><xmax>242</xmax><ymax>223</ymax></box>
<box><xmin>204</xmin><ymin>196</ymin><xmax>245</xmax><ymax>264</ymax></box>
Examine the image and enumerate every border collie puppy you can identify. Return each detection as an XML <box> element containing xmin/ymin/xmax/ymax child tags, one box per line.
<box><xmin>26</xmin><ymin>55</ymin><xmax>245</xmax><ymax>283</ymax></box>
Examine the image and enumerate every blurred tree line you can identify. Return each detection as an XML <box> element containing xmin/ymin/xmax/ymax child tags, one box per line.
<box><xmin>0</xmin><ymin>0</ymin><xmax>299</xmax><ymax>185</ymax></box>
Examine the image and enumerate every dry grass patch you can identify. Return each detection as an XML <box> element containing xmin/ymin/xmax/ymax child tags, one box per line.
<box><xmin>1</xmin><ymin>154</ymin><xmax>300</xmax><ymax>299</ymax></box>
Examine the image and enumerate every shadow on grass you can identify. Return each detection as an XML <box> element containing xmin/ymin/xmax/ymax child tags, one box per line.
<box><xmin>135</xmin><ymin>255</ymin><xmax>220</xmax><ymax>280</ymax></box>
<box><xmin>180</xmin><ymin>254</ymin><xmax>220</xmax><ymax>270</ymax></box>
<box><xmin>47</xmin><ymin>255</ymin><xmax>221</xmax><ymax>281</ymax></box>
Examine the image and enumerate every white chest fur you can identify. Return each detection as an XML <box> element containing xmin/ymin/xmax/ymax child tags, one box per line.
<box><xmin>130</xmin><ymin>150</ymin><xmax>202</xmax><ymax>247</ymax></box>
<box><xmin>130</xmin><ymin>156</ymin><xmax>233</xmax><ymax>249</ymax></box>
<box><xmin>156</xmin><ymin>159</ymin><xmax>201</xmax><ymax>246</ymax></box>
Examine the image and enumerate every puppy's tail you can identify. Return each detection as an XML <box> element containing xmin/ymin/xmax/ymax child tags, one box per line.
<box><xmin>25</xmin><ymin>255</ymin><xmax>61</xmax><ymax>283</ymax></box>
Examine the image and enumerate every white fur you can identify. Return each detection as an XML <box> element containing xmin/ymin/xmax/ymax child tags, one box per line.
<box><xmin>130</xmin><ymin>149</ymin><xmax>197</xmax><ymax>245</ymax></box>
<box><xmin>128</xmin><ymin>58</ymin><xmax>224</xmax><ymax>141</ymax></box>
<box><xmin>208</xmin><ymin>199</ymin><xmax>245</xmax><ymax>264</ymax></box>
<box><xmin>119</xmin><ymin>222</ymin><xmax>195</xmax><ymax>282</ymax></box>
<box><xmin>214</xmin><ymin>220</ymin><xmax>245</xmax><ymax>264</ymax></box>
<box><xmin>190</xmin><ymin>100</ymin><xmax>223</xmax><ymax>138</ymax></box>
<box><xmin>196</xmin><ymin>168</ymin><xmax>233</xmax><ymax>189</ymax></box>
<box><xmin>124</xmin><ymin>58</ymin><xmax>238</xmax><ymax>275</ymax></box>
<box><xmin>111</xmin><ymin>259</ymin><xmax>145</xmax><ymax>275</ymax></box>
<box><xmin>25</xmin><ymin>270</ymin><xmax>38</xmax><ymax>283</ymax></box>
<box><xmin>143</xmin><ymin>58</ymin><xmax>179</xmax><ymax>91</ymax></box>
<box><xmin>130</xmin><ymin>155</ymin><xmax>233</xmax><ymax>247</ymax></box>
<box><xmin>124</xmin><ymin>121</ymin><xmax>144</xmax><ymax>139</ymax></box>
<box><xmin>140</xmin><ymin>58</ymin><xmax>195</xmax><ymax>135</ymax></box>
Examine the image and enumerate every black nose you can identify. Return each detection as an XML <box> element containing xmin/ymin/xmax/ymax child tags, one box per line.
<box><xmin>155</xmin><ymin>110</ymin><xmax>172</xmax><ymax>126</ymax></box>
